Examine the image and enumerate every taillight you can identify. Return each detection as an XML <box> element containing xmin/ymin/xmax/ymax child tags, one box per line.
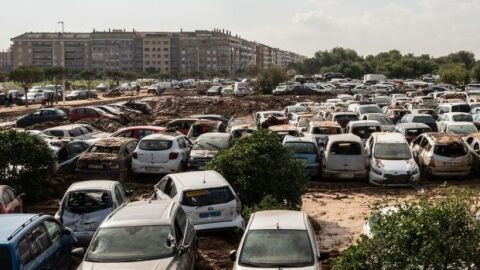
<box><xmin>169</xmin><ymin>152</ymin><xmax>179</xmax><ymax>160</ymax></box>
<box><xmin>132</xmin><ymin>152</ymin><xmax>137</xmax><ymax>159</ymax></box>
<box><xmin>235</xmin><ymin>196</ymin><xmax>242</xmax><ymax>212</ymax></box>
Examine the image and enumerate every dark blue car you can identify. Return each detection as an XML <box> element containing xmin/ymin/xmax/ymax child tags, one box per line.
<box><xmin>16</xmin><ymin>108</ymin><xmax>67</xmax><ymax>128</ymax></box>
<box><xmin>0</xmin><ymin>214</ymin><xmax>75</xmax><ymax>270</ymax></box>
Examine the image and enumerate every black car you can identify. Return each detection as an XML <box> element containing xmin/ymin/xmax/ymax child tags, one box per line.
<box><xmin>16</xmin><ymin>108</ymin><xmax>67</xmax><ymax>128</ymax></box>
<box><xmin>292</xmin><ymin>85</ymin><xmax>320</xmax><ymax>95</ymax></box>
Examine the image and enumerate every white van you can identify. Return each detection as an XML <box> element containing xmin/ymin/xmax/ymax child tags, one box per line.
<box><xmin>322</xmin><ymin>134</ymin><xmax>368</xmax><ymax>179</ymax></box>
<box><xmin>234</xmin><ymin>82</ymin><xmax>249</xmax><ymax>96</ymax></box>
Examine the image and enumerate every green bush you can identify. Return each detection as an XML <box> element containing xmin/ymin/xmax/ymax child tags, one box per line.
<box><xmin>332</xmin><ymin>191</ymin><xmax>480</xmax><ymax>270</ymax></box>
<box><xmin>242</xmin><ymin>195</ymin><xmax>295</xmax><ymax>221</ymax></box>
<box><xmin>208</xmin><ymin>129</ymin><xmax>308</xmax><ymax>209</ymax></box>
<box><xmin>0</xmin><ymin>130</ymin><xmax>56</xmax><ymax>202</ymax></box>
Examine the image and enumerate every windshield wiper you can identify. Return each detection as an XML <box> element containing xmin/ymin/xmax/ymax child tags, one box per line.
<box><xmin>240</xmin><ymin>261</ymin><xmax>268</xmax><ymax>268</ymax></box>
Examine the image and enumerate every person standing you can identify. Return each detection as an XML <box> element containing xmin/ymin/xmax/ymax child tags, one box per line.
<box><xmin>8</xmin><ymin>93</ymin><xmax>13</xmax><ymax>108</ymax></box>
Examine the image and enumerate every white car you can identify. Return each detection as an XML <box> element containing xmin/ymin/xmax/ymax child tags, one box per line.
<box><xmin>440</xmin><ymin>122</ymin><xmax>478</xmax><ymax>137</ymax></box>
<box><xmin>42</xmin><ymin>124</ymin><xmax>105</xmax><ymax>141</ymax></box>
<box><xmin>131</xmin><ymin>133</ymin><xmax>192</xmax><ymax>174</ymax></box>
<box><xmin>154</xmin><ymin>170</ymin><xmax>245</xmax><ymax>231</ymax></box>
<box><xmin>25</xmin><ymin>92</ymin><xmax>45</xmax><ymax>103</ymax></box>
<box><xmin>436</xmin><ymin>112</ymin><xmax>473</xmax><ymax>131</ymax></box>
<box><xmin>362</xmin><ymin>207</ymin><xmax>399</xmax><ymax>238</ymax></box>
<box><xmin>230</xmin><ymin>210</ymin><xmax>329</xmax><ymax>269</ymax></box>
<box><xmin>54</xmin><ymin>180</ymin><xmax>131</xmax><ymax>245</ymax></box>
<box><xmin>366</xmin><ymin>132</ymin><xmax>420</xmax><ymax>186</ymax></box>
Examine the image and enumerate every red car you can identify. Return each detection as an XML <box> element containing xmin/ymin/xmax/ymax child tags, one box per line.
<box><xmin>69</xmin><ymin>106</ymin><xmax>120</xmax><ymax>122</ymax></box>
<box><xmin>109</xmin><ymin>126</ymin><xmax>167</xmax><ymax>140</ymax></box>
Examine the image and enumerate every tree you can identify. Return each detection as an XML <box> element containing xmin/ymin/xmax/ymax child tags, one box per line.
<box><xmin>439</xmin><ymin>64</ymin><xmax>470</xmax><ymax>85</ymax></box>
<box><xmin>0</xmin><ymin>130</ymin><xmax>56</xmax><ymax>202</ymax></box>
<box><xmin>80</xmin><ymin>69</ymin><xmax>97</xmax><ymax>90</ymax></box>
<box><xmin>208</xmin><ymin>130</ymin><xmax>308</xmax><ymax>208</ymax></box>
<box><xmin>144</xmin><ymin>67</ymin><xmax>157</xmax><ymax>75</ymax></box>
<box><xmin>332</xmin><ymin>191</ymin><xmax>480</xmax><ymax>270</ymax></box>
<box><xmin>43</xmin><ymin>66</ymin><xmax>68</xmax><ymax>103</ymax></box>
<box><xmin>0</xmin><ymin>71</ymin><xmax>5</xmax><ymax>82</ymax></box>
<box><xmin>245</xmin><ymin>63</ymin><xmax>261</xmax><ymax>77</ymax></box>
<box><xmin>472</xmin><ymin>62</ymin><xmax>480</xmax><ymax>82</ymax></box>
<box><xmin>9</xmin><ymin>66</ymin><xmax>43</xmax><ymax>107</ymax></box>
<box><xmin>256</xmin><ymin>66</ymin><xmax>289</xmax><ymax>93</ymax></box>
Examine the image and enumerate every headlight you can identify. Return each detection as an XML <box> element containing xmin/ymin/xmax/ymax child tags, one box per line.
<box><xmin>410</xmin><ymin>166</ymin><xmax>419</xmax><ymax>175</ymax></box>
<box><xmin>371</xmin><ymin>165</ymin><xmax>383</xmax><ymax>175</ymax></box>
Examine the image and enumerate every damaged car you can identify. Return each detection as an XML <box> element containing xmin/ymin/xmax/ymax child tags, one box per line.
<box><xmin>322</xmin><ymin>134</ymin><xmax>368</xmax><ymax>180</ymax></box>
<box><xmin>75</xmin><ymin>137</ymin><xmax>138</xmax><ymax>181</ymax></box>
<box><xmin>187</xmin><ymin>120</ymin><xmax>226</xmax><ymax>141</ymax></box>
<box><xmin>188</xmin><ymin>132</ymin><xmax>231</xmax><ymax>170</ymax></box>
<box><xmin>411</xmin><ymin>133</ymin><xmax>471</xmax><ymax>178</ymax></box>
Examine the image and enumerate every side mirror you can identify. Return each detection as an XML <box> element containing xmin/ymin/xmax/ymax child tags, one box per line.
<box><xmin>229</xmin><ymin>250</ymin><xmax>237</xmax><ymax>262</ymax></box>
<box><xmin>318</xmin><ymin>251</ymin><xmax>330</xmax><ymax>261</ymax></box>
<box><xmin>178</xmin><ymin>243</ymin><xmax>190</xmax><ymax>255</ymax></box>
<box><xmin>71</xmin><ymin>247</ymin><xmax>85</xmax><ymax>259</ymax></box>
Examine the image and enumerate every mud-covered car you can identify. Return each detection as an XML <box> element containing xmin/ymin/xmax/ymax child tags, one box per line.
<box><xmin>322</xmin><ymin>134</ymin><xmax>367</xmax><ymax>180</ymax></box>
<box><xmin>75</xmin><ymin>137</ymin><xmax>138</xmax><ymax>181</ymax></box>
<box><xmin>0</xmin><ymin>185</ymin><xmax>23</xmax><ymax>214</ymax></box>
<box><xmin>269</xmin><ymin>124</ymin><xmax>301</xmax><ymax>141</ymax></box>
<box><xmin>411</xmin><ymin>133</ymin><xmax>471</xmax><ymax>178</ymax></box>
<box><xmin>188</xmin><ymin>132</ymin><xmax>231</xmax><ymax>170</ymax></box>
<box><xmin>186</xmin><ymin>120</ymin><xmax>225</xmax><ymax>141</ymax></box>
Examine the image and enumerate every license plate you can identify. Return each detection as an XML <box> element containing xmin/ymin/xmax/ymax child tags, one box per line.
<box><xmin>82</xmin><ymin>223</ymin><xmax>97</xmax><ymax>231</ymax></box>
<box><xmin>339</xmin><ymin>173</ymin><xmax>354</xmax><ymax>179</ymax></box>
<box><xmin>145</xmin><ymin>167</ymin><xmax>160</xmax><ymax>172</ymax></box>
<box><xmin>199</xmin><ymin>211</ymin><xmax>221</xmax><ymax>218</ymax></box>
<box><xmin>444</xmin><ymin>162</ymin><xmax>458</xmax><ymax>166</ymax></box>
<box><xmin>88</xmin><ymin>164</ymin><xmax>102</xmax><ymax>169</ymax></box>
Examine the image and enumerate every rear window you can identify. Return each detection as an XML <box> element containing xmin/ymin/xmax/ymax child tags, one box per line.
<box><xmin>434</xmin><ymin>143</ymin><xmax>467</xmax><ymax>157</ymax></box>
<box><xmin>181</xmin><ymin>187</ymin><xmax>235</xmax><ymax>207</ymax></box>
<box><xmin>405</xmin><ymin>129</ymin><xmax>429</xmax><ymax>137</ymax></box>
<box><xmin>414</xmin><ymin>116</ymin><xmax>435</xmax><ymax>123</ymax></box>
<box><xmin>65</xmin><ymin>190</ymin><xmax>113</xmax><ymax>213</ymax></box>
<box><xmin>139</xmin><ymin>140</ymin><xmax>173</xmax><ymax>151</ymax></box>
<box><xmin>0</xmin><ymin>246</ymin><xmax>12</xmax><ymax>270</ymax></box>
<box><xmin>334</xmin><ymin>115</ymin><xmax>358</xmax><ymax>122</ymax></box>
<box><xmin>452</xmin><ymin>104</ymin><xmax>471</xmax><ymax>113</ymax></box>
<box><xmin>312</xmin><ymin>127</ymin><xmax>341</xmax><ymax>135</ymax></box>
<box><xmin>452</xmin><ymin>115</ymin><xmax>473</xmax><ymax>122</ymax></box>
<box><xmin>330</xmin><ymin>142</ymin><xmax>362</xmax><ymax>155</ymax></box>
<box><xmin>69</xmin><ymin>128</ymin><xmax>84</xmax><ymax>137</ymax></box>
<box><xmin>285</xmin><ymin>142</ymin><xmax>317</xmax><ymax>154</ymax></box>
<box><xmin>89</xmin><ymin>146</ymin><xmax>121</xmax><ymax>154</ymax></box>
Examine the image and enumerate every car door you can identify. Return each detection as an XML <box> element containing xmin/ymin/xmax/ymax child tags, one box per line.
<box><xmin>155</xmin><ymin>177</ymin><xmax>177</xmax><ymax>200</ymax></box>
<box><xmin>21</xmin><ymin>223</ymin><xmax>53</xmax><ymax>270</ymax></box>
<box><xmin>174</xmin><ymin>207</ymin><xmax>195</xmax><ymax>270</ymax></box>
<box><xmin>124</xmin><ymin>141</ymin><xmax>138</xmax><ymax>167</ymax></box>
<box><xmin>5</xmin><ymin>188</ymin><xmax>21</xmax><ymax>213</ymax></box>
<box><xmin>43</xmin><ymin>219</ymin><xmax>71</xmax><ymax>270</ymax></box>
<box><xmin>177</xmin><ymin>137</ymin><xmax>191</xmax><ymax>163</ymax></box>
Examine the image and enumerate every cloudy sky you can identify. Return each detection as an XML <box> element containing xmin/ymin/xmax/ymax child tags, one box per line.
<box><xmin>1</xmin><ymin>0</ymin><xmax>479</xmax><ymax>58</ymax></box>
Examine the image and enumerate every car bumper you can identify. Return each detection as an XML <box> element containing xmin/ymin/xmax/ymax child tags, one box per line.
<box><xmin>193</xmin><ymin>215</ymin><xmax>245</xmax><ymax>231</ymax></box>
<box><xmin>429</xmin><ymin>167</ymin><xmax>470</xmax><ymax>177</ymax></box>
<box><xmin>73</xmin><ymin>231</ymin><xmax>96</xmax><ymax>246</ymax></box>
<box><xmin>305</xmin><ymin>163</ymin><xmax>320</xmax><ymax>177</ymax></box>
<box><xmin>369</xmin><ymin>171</ymin><xmax>420</xmax><ymax>186</ymax></box>
<box><xmin>323</xmin><ymin>169</ymin><xmax>367</xmax><ymax>179</ymax></box>
<box><xmin>131</xmin><ymin>160</ymin><xmax>179</xmax><ymax>174</ymax></box>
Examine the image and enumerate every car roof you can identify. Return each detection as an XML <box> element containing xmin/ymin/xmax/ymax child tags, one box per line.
<box><xmin>94</xmin><ymin>137</ymin><xmax>135</xmax><ymax>147</ymax></box>
<box><xmin>0</xmin><ymin>214</ymin><xmax>42</xmax><ymax>243</ymax></box>
<box><xmin>44</xmin><ymin>124</ymin><xmax>87</xmax><ymax>131</ymax></box>
<box><xmin>249</xmin><ymin>210</ymin><xmax>307</xmax><ymax>230</ymax></box>
<box><xmin>396</xmin><ymin>123</ymin><xmax>430</xmax><ymax>129</ymax></box>
<box><xmin>283</xmin><ymin>136</ymin><xmax>316</xmax><ymax>144</ymax></box>
<box><xmin>269</xmin><ymin>125</ymin><xmax>298</xmax><ymax>131</ymax></box>
<box><xmin>67</xmin><ymin>180</ymin><xmax>117</xmax><ymax>192</ymax></box>
<box><xmin>117</xmin><ymin>126</ymin><xmax>166</xmax><ymax>132</ymax></box>
<box><xmin>348</xmin><ymin>120</ymin><xmax>381</xmax><ymax>126</ymax></box>
<box><xmin>310</xmin><ymin>121</ymin><xmax>340</xmax><ymax>127</ymax></box>
<box><xmin>445</xmin><ymin>121</ymin><xmax>475</xmax><ymax>126</ymax></box>
<box><xmin>425</xmin><ymin>132</ymin><xmax>463</xmax><ymax>144</ymax></box>
<box><xmin>372</xmin><ymin>132</ymin><xmax>406</xmax><ymax>143</ymax></box>
<box><xmin>328</xmin><ymin>133</ymin><xmax>363</xmax><ymax>143</ymax></box>
<box><xmin>141</xmin><ymin>133</ymin><xmax>179</xmax><ymax>141</ymax></box>
<box><xmin>196</xmin><ymin>132</ymin><xmax>230</xmax><ymax>139</ymax></box>
<box><xmin>101</xmin><ymin>200</ymin><xmax>176</xmax><ymax>228</ymax></box>
<box><xmin>169</xmin><ymin>170</ymin><xmax>229</xmax><ymax>190</ymax></box>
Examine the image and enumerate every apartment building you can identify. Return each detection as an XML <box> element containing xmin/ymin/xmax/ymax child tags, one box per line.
<box><xmin>10</xmin><ymin>29</ymin><xmax>306</xmax><ymax>74</ymax></box>
<box><xmin>0</xmin><ymin>49</ymin><xmax>11</xmax><ymax>71</ymax></box>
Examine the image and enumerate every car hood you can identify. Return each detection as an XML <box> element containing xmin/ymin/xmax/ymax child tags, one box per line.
<box><xmin>380</xmin><ymin>125</ymin><xmax>395</xmax><ymax>132</ymax></box>
<box><xmin>190</xmin><ymin>149</ymin><xmax>217</xmax><ymax>158</ymax></box>
<box><xmin>235</xmin><ymin>264</ymin><xmax>317</xmax><ymax>270</ymax></box>
<box><xmin>79</xmin><ymin>257</ymin><xmax>175</xmax><ymax>270</ymax></box>
<box><xmin>374</xmin><ymin>158</ymin><xmax>417</xmax><ymax>172</ymax></box>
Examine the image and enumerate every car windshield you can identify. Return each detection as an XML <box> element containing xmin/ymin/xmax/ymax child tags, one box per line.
<box><xmin>139</xmin><ymin>140</ymin><xmax>172</xmax><ymax>151</ymax></box>
<box><xmin>330</xmin><ymin>142</ymin><xmax>362</xmax><ymax>155</ymax></box>
<box><xmin>414</xmin><ymin>116</ymin><xmax>435</xmax><ymax>123</ymax></box>
<box><xmin>0</xmin><ymin>246</ymin><xmax>12</xmax><ymax>270</ymax></box>
<box><xmin>434</xmin><ymin>143</ymin><xmax>467</xmax><ymax>157</ymax></box>
<box><xmin>88</xmin><ymin>145</ymin><xmax>121</xmax><ymax>154</ymax></box>
<box><xmin>374</xmin><ymin>143</ymin><xmax>411</xmax><ymax>160</ymax></box>
<box><xmin>335</xmin><ymin>115</ymin><xmax>358</xmax><ymax>122</ymax></box>
<box><xmin>312</xmin><ymin>127</ymin><xmax>340</xmax><ymax>135</ymax></box>
<box><xmin>239</xmin><ymin>230</ymin><xmax>314</xmax><ymax>268</ymax></box>
<box><xmin>193</xmin><ymin>136</ymin><xmax>229</xmax><ymax>151</ymax></box>
<box><xmin>65</xmin><ymin>190</ymin><xmax>113</xmax><ymax>214</ymax></box>
<box><xmin>86</xmin><ymin>226</ymin><xmax>174</xmax><ymax>262</ymax></box>
<box><xmin>405</xmin><ymin>129</ymin><xmax>429</xmax><ymax>137</ymax></box>
<box><xmin>285</xmin><ymin>142</ymin><xmax>317</xmax><ymax>154</ymax></box>
<box><xmin>452</xmin><ymin>115</ymin><xmax>473</xmax><ymax>122</ymax></box>
<box><xmin>181</xmin><ymin>187</ymin><xmax>235</xmax><ymax>207</ymax></box>
<box><xmin>359</xmin><ymin>106</ymin><xmax>382</xmax><ymax>114</ymax></box>
<box><xmin>446</xmin><ymin>125</ymin><xmax>477</xmax><ymax>136</ymax></box>
<box><xmin>452</xmin><ymin>104</ymin><xmax>471</xmax><ymax>113</ymax></box>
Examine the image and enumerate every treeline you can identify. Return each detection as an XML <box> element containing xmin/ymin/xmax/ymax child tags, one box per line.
<box><xmin>288</xmin><ymin>47</ymin><xmax>480</xmax><ymax>85</ymax></box>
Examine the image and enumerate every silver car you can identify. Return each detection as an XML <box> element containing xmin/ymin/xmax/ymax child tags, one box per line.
<box><xmin>55</xmin><ymin>180</ymin><xmax>131</xmax><ymax>245</ymax></box>
<box><xmin>230</xmin><ymin>210</ymin><xmax>329</xmax><ymax>269</ymax></box>
<box><xmin>73</xmin><ymin>200</ymin><xmax>197</xmax><ymax>270</ymax></box>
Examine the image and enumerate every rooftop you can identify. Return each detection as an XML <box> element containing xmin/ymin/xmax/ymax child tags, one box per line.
<box><xmin>249</xmin><ymin>210</ymin><xmax>307</xmax><ymax>230</ymax></box>
<box><xmin>0</xmin><ymin>214</ymin><xmax>40</xmax><ymax>242</ymax></box>
<box><xmin>101</xmin><ymin>200</ymin><xmax>175</xmax><ymax>228</ymax></box>
<box><xmin>170</xmin><ymin>170</ymin><xmax>229</xmax><ymax>190</ymax></box>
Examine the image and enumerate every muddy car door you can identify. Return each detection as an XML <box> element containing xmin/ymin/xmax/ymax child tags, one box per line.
<box><xmin>177</xmin><ymin>137</ymin><xmax>191</xmax><ymax>164</ymax></box>
<box><xmin>123</xmin><ymin>141</ymin><xmax>138</xmax><ymax>168</ymax></box>
<box><xmin>174</xmin><ymin>207</ymin><xmax>196</xmax><ymax>270</ymax></box>
<box><xmin>410</xmin><ymin>135</ymin><xmax>424</xmax><ymax>161</ymax></box>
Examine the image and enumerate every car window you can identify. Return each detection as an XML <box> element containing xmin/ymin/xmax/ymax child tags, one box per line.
<box><xmin>114</xmin><ymin>186</ymin><xmax>123</xmax><ymax>205</ymax></box>
<box><xmin>47</xmin><ymin>130</ymin><xmax>64</xmax><ymax>137</ymax></box>
<box><xmin>18</xmin><ymin>224</ymin><xmax>51</xmax><ymax>266</ymax></box>
<box><xmin>419</xmin><ymin>138</ymin><xmax>428</xmax><ymax>148</ymax></box>
<box><xmin>138</xmin><ymin>130</ymin><xmax>156</xmax><ymax>139</ymax></box>
<box><xmin>65</xmin><ymin>190</ymin><xmax>113</xmax><ymax>213</ymax></box>
<box><xmin>169</xmin><ymin>182</ymin><xmax>177</xmax><ymax>198</ymax></box>
<box><xmin>67</xmin><ymin>142</ymin><xmax>89</xmax><ymax>157</ymax></box>
<box><xmin>174</xmin><ymin>208</ymin><xmax>187</xmax><ymax>243</ymax></box>
<box><xmin>139</xmin><ymin>140</ymin><xmax>172</xmax><ymax>151</ymax></box>
<box><xmin>117</xmin><ymin>184</ymin><xmax>128</xmax><ymax>202</ymax></box>
<box><xmin>3</xmin><ymin>189</ymin><xmax>13</xmax><ymax>205</ymax></box>
<box><xmin>181</xmin><ymin>187</ymin><xmax>235</xmax><ymax>207</ymax></box>
<box><xmin>86</xmin><ymin>109</ymin><xmax>97</xmax><ymax>115</ymax></box>
<box><xmin>125</xmin><ymin>142</ymin><xmax>137</xmax><ymax>154</ymax></box>
<box><xmin>69</xmin><ymin>128</ymin><xmax>84</xmax><ymax>138</ymax></box>
<box><xmin>44</xmin><ymin>220</ymin><xmax>62</xmax><ymax>243</ymax></box>
<box><xmin>177</xmin><ymin>137</ymin><xmax>187</xmax><ymax>149</ymax></box>
<box><xmin>156</xmin><ymin>178</ymin><xmax>168</xmax><ymax>193</ymax></box>
<box><xmin>330</xmin><ymin>142</ymin><xmax>362</xmax><ymax>155</ymax></box>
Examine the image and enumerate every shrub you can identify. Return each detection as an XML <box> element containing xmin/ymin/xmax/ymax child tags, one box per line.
<box><xmin>332</xmin><ymin>191</ymin><xmax>480</xmax><ymax>270</ymax></box>
<box><xmin>208</xmin><ymin>129</ymin><xmax>308</xmax><ymax>209</ymax></box>
<box><xmin>0</xmin><ymin>130</ymin><xmax>56</xmax><ymax>202</ymax></box>
<box><xmin>242</xmin><ymin>195</ymin><xmax>295</xmax><ymax>221</ymax></box>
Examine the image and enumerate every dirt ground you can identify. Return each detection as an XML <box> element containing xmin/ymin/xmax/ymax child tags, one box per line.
<box><xmin>13</xmin><ymin>93</ymin><xmax>480</xmax><ymax>269</ymax></box>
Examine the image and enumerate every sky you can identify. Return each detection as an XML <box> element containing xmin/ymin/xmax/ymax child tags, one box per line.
<box><xmin>1</xmin><ymin>0</ymin><xmax>480</xmax><ymax>58</ymax></box>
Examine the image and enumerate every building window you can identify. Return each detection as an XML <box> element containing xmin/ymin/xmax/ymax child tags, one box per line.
<box><xmin>163</xmin><ymin>48</ymin><xmax>169</xmax><ymax>51</ymax></box>
<box><xmin>144</xmin><ymin>48</ymin><xmax>150</xmax><ymax>51</ymax></box>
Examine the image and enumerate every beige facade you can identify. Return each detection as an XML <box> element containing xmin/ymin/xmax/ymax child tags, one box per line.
<box><xmin>143</xmin><ymin>35</ymin><xmax>170</xmax><ymax>73</ymax></box>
